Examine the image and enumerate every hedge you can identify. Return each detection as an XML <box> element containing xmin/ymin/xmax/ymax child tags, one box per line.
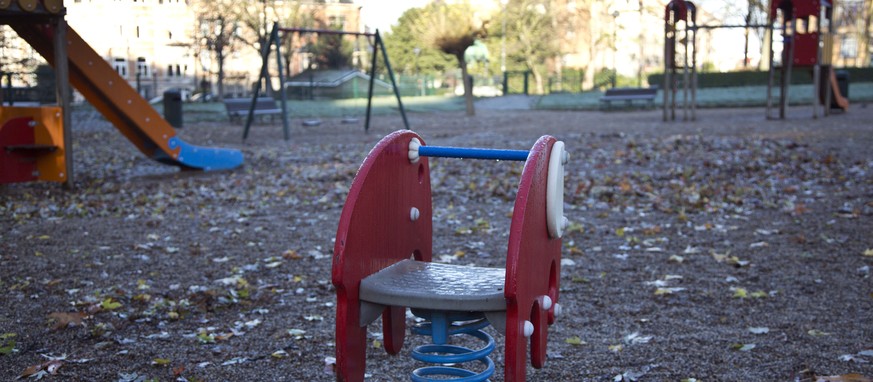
<box><xmin>648</xmin><ymin>67</ymin><xmax>873</xmax><ymax>88</ymax></box>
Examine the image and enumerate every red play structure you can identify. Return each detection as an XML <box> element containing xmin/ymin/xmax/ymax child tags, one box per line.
<box><xmin>332</xmin><ymin>130</ymin><xmax>568</xmax><ymax>381</ymax></box>
<box><xmin>662</xmin><ymin>0</ymin><xmax>849</xmax><ymax>121</ymax></box>
<box><xmin>766</xmin><ymin>0</ymin><xmax>849</xmax><ymax>118</ymax></box>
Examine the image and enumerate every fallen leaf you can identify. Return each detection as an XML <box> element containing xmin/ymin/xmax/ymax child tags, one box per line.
<box><xmin>807</xmin><ymin>329</ymin><xmax>831</xmax><ymax>337</ymax></box>
<box><xmin>48</xmin><ymin>312</ymin><xmax>87</xmax><ymax>330</ymax></box>
<box><xmin>608</xmin><ymin>344</ymin><xmax>623</xmax><ymax>353</ymax></box>
<box><xmin>272</xmin><ymin>350</ymin><xmax>289</xmax><ymax>358</ymax></box>
<box><xmin>221</xmin><ymin>357</ymin><xmax>248</xmax><ymax>366</ymax></box>
<box><xmin>324</xmin><ymin>356</ymin><xmax>337</xmax><ymax>374</ymax></box>
<box><xmin>624</xmin><ymin>332</ymin><xmax>653</xmax><ymax>345</ymax></box>
<box><xmin>372</xmin><ymin>339</ymin><xmax>382</xmax><ymax>349</ymax></box>
<box><xmin>282</xmin><ymin>249</ymin><xmax>302</xmax><ymax>260</ymax></box>
<box><xmin>749</xmin><ymin>241</ymin><xmax>769</xmax><ymax>248</ymax></box>
<box><xmin>565</xmin><ymin>336</ymin><xmax>586</xmax><ymax>346</ymax></box>
<box><xmin>863</xmin><ymin>249</ymin><xmax>873</xmax><ymax>257</ymax></box>
<box><xmin>839</xmin><ymin>354</ymin><xmax>869</xmax><ymax>363</ymax></box>
<box><xmin>750</xmin><ymin>290</ymin><xmax>768</xmax><ymax>299</ymax></box>
<box><xmin>655</xmin><ymin>287</ymin><xmax>686</xmax><ymax>295</ymax></box>
<box><xmin>20</xmin><ymin>360</ymin><xmax>64</xmax><ymax>378</ymax></box>
<box><xmin>151</xmin><ymin>358</ymin><xmax>171</xmax><ymax>366</ymax></box>
<box><xmin>288</xmin><ymin>329</ymin><xmax>306</xmax><ymax>339</ymax></box>
<box><xmin>100</xmin><ymin>298</ymin><xmax>122</xmax><ymax>311</ymax></box>
<box><xmin>733</xmin><ymin>288</ymin><xmax>748</xmax><ymax>298</ymax></box>
<box><xmin>731</xmin><ymin>343</ymin><xmax>755</xmax><ymax>352</ymax></box>
<box><xmin>815</xmin><ymin>374</ymin><xmax>873</xmax><ymax>382</ymax></box>
<box><xmin>0</xmin><ymin>333</ymin><xmax>16</xmax><ymax>355</ymax></box>
<box><xmin>748</xmin><ymin>327</ymin><xmax>770</xmax><ymax>334</ymax></box>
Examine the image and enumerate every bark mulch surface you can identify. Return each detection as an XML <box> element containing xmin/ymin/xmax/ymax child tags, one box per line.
<box><xmin>1</xmin><ymin>104</ymin><xmax>871</xmax><ymax>381</ymax></box>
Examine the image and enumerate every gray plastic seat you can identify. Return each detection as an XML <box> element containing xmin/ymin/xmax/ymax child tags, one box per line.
<box><xmin>359</xmin><ymin>259</ymin><xmax>507</xmax><ymax>312</ymax></box>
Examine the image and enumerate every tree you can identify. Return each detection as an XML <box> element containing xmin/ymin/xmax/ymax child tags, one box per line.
<box><xmin>311</xmin><ymin>24</ymin><xmax>354</xmax><ymax>69</ymax></box>
<box><xmin>412</xmin><ymin>1</ymin><xmax>486</xmax><ymax>116</ymax></box>
<box><xmin>383</xmin><ymin>7</ymin><xmax>456</xmax><ymax>76</ymax></box>
<box><xmin>503</xmin><ymin>0</ymin><xmax>566</xmax><ymax>94</ymax></box>
<box><xmin>234</xmin><ymin>1</ymin><xmax>316</xmax><ymax>93</ymax></box>
<box><xmin>192</xmin><ymin>0</ymin><xmax>242</xmax><ymax>101</ymax></box>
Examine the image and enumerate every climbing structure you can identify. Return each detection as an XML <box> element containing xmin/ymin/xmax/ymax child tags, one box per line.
<box><xmin>1</xmin><ymin>0</ymin><xmax>243</xmax><ymax>186</ymax></box>
<box><xmin>663</xmin><ymin>0</ymin><xmax>697</xmax><ymax>122</ymax></box>
<box><xmin>766</xmin><ymin>0</ymin><xmax>848</xmax><ymax>118</ymax></box>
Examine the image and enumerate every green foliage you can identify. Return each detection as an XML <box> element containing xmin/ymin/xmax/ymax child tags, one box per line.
<box><xmin>312</xmin><ymin>24</ymin><xmax>353</xmax><ymax>69</ymax></box>
<box><xmin>382</xmin><ymin>8</ymin><xmax>456</xmax><ymax>76</ymax></box>
<box><xmin>412</xmin><ymin>2</ymin><xmax>483</xmax><ymax>59</ymax></box>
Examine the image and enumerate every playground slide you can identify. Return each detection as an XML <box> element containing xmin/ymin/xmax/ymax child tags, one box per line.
<box><xmin>828</xmin><ymin>68</ymin><xmax>849</xmax><ymax>111</ymax></box>
<box><xmin>10</xmin><ymin>22</ymin><xmax>242</xmax><ymax>171</ymax></box>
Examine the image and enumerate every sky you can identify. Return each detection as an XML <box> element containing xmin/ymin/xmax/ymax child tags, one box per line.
<box><xmin>359</xmin><ymin>0</ymin><xmax>430</xmax><ymax>33</ymax></box>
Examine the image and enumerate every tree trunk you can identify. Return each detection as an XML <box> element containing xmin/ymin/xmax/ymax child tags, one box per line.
<box><xmin>862</xmin><ymin>0</ymin><xmax>873</xmax><ymax>67</ymax></box>
<box><xmin>217</xmin><ymin>49</ymin><xmax>225</xmax><ymax>101</ymax></box>
<box><xmin>743</xmin><ymin>11</ymin><xmax>752</xmax><ymax>68</ymax></box>
<box><xmin>525</xmin><ymin>57</ymin><xmax>544</xmax><ymax>94</ymax></box>
<box><xmin>459</xmin><ymin>55</ymin><xmax>474</xmax><ymax>116</ymax></box>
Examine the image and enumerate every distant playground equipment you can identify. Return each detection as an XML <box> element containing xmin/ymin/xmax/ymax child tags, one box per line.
<box><xmin>663</xmin><ymin>0</ymin><xmax>698</xmax><ymax>121</ymax></box>
<box><xmin>662</xmin><ymin>0</ymin><xmax>849</xmax><ymax>121</ymax></box>
<box><xmin>333</xmin><ymin>130</ymin><xmax>568</xmax><ymax>381</ymax></box>
<box><xmin>241</xmin><ymin>23</ymin><xmax>409</xmax><ymax>141</ymax></box>
<box><xmin>766</xmin><ymin>0</ymin><xmax>849</xmax><ymax>118</ymax></box>
<box><xmin>0</xmin><ymin>1</ymin><xmax>243</xmax><ymax>186</ymax></box>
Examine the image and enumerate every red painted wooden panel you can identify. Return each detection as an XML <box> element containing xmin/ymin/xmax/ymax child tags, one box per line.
<box><xmin>504</xmin><ymin>136</ymin><xmax>563</xmax><ymax>381</ymax></box>
<box><xmin>332</xmin><ymin>130</ymin><xmax>433</xmax><ymax>382</ymax></box>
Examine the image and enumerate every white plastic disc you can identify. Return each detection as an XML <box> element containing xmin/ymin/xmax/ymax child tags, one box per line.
<box><xmin>546</xmin><ymin>141</ymin><xmax>566</xmax><ymax>238</ymax></box>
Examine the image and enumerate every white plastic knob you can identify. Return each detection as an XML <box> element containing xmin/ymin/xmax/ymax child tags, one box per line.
<box><xmin>410</xmin><ymin>207</ymin><xmax>420</xmax><ymax>221</ymax></box>
<box><xmin>523</xmin><ymin>321</ymin><xmax>534</xmax><ymax>337</ymax></box>
<box><xmin>553</xmin><ymin>303</ymin><xmax>562</xmax><ymax>317</ymax></box>
<box><xmin>408</xmin><ymin>138</ymin><xmax>421</xmax><ymax>163</ymax></box>
<box><xmin>542</xmin><ymin>295</ymin><xmax>552</xmax><ymax>310</ymax></box>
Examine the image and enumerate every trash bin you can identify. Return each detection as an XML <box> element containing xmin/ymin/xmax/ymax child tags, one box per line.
<box><xmin>163</xmin><ymin>89</ymin><xmax>183</xmax><ymax>128</ymax></box>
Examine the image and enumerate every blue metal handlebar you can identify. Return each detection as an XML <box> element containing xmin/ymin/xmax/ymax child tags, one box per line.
<box><xmin>417</xmin><ymin>146</ymin><xmax>528</xmax><ymax>161</ymax></box>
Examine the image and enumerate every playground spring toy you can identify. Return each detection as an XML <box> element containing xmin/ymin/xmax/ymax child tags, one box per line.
<box><xmin>333</xmin><ymin>130</ymin><xmax>568</xmax><ymax>381</ymax></box>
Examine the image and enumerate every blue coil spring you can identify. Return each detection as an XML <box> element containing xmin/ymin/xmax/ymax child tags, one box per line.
<box><xmin>409</xmin><ymin>315</ymin><xmax>496</xmax><ymax>382</ymax></box>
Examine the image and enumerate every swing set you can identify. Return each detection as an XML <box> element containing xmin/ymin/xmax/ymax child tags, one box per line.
<box><xmin>241</xmin><ymin>23</ymin><xmax>410</xmax><ymax>141</ymax></box>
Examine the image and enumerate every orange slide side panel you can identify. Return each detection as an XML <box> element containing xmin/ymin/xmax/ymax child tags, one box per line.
<box><xmin>0</xmin><ymin>106</ymin><xmax>66</xmax><ymax>183</ymax></box>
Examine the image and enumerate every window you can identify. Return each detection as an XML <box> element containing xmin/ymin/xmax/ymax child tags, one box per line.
<box><xmin>113</xmin><ymin>58</ymin><xmax>127</xmax><ymax>78</ymax></box>
<box><xmin>840</xmin><ymin>36</ymin><xmax>858</xmax><ymax>59</ymax></box>
<box><xmin>167</xmin><ymin>64</ymin><xmax>174</xmax><ymax>77</ymax></box>
<box><xmin>136</xmin><ymin>57</ymin><xmax>149</xmax><ymax>78</ymax></box>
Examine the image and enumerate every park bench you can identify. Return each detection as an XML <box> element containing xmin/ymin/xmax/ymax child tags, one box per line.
<box><xmin>599</xmin><ymin>87</ymin><xmax>658</xmax><ymax>110</ymax></box>
<box><xmin>223</xmin><ymin>97</ymin><xmax>281</xmax><ymax>123</ymax></box>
